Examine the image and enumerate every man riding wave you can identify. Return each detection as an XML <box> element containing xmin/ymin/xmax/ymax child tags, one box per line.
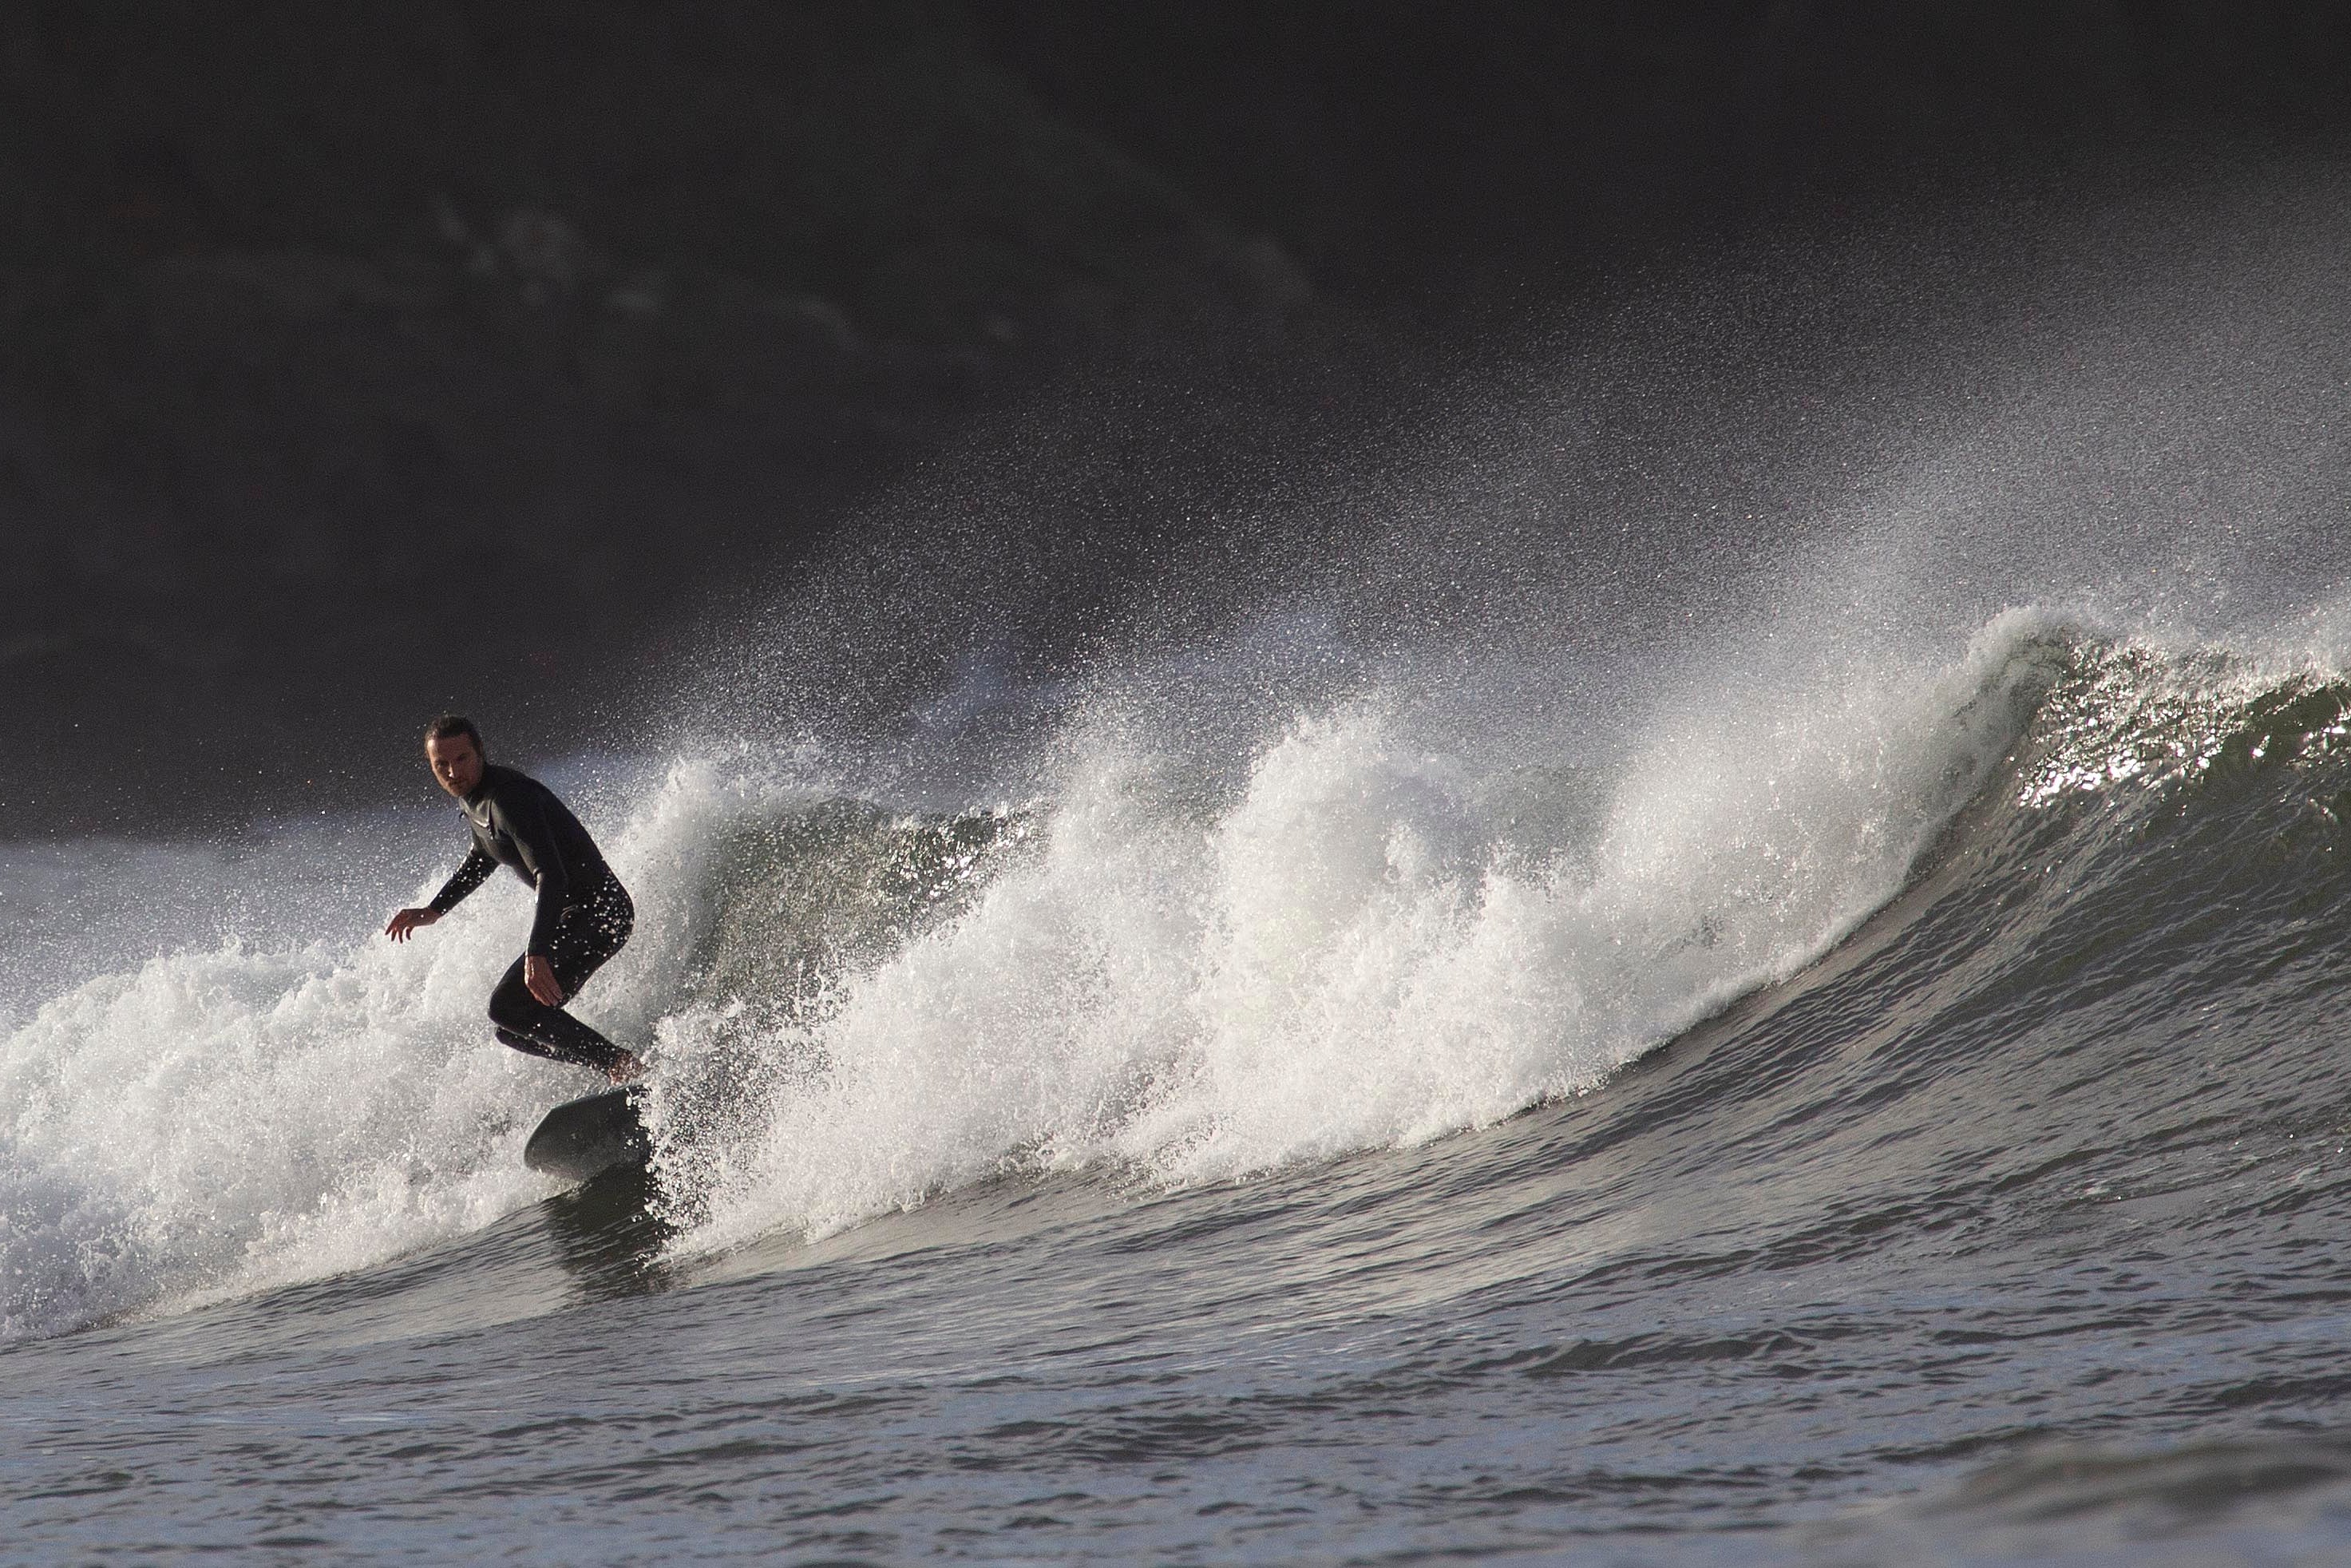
<box><xmin>385</xmin><ymin>715</ymin><xmax>645</xmax><ymax>1083</ymax></box>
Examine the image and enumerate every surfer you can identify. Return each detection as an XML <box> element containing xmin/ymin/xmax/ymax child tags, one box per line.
<box><xmin>383</xmin><ymin>715</ymin><xmax>646</xmax><ymax>1083</ymax></box>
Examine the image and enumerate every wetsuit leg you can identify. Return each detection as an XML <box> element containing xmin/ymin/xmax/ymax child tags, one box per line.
<box><xmin>486</xmin><ymin>881</ymin><xmax>636</xmax><ymax>1073</ymax></box>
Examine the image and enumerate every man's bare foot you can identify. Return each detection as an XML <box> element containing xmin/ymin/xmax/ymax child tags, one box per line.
<box><xmin>608</xmin><ymin>1051</ymin><xmax>647</xmax><ymax>1085</ymax></box>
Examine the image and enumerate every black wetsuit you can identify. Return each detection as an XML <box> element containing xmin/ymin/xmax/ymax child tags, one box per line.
<box><xmin>428</xmin><ymin>763</ymin><xmax>635</xmax><ymax>1075</ymax></box>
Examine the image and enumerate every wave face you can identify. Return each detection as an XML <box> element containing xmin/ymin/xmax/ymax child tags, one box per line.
<box><xmin>623</xmin><ymin>616</ymin><xmax>2351</xmax><ymax>1305</ymax></box>
<box><xmin>6</xmin><ymin>600</ymin><xmax>2056</xmax><ymax>1336</ymax></box>
<box><xmin>638</xmin><ymin>610</ymin><xmax>2075</xmax><ymax>1251</ymax></box>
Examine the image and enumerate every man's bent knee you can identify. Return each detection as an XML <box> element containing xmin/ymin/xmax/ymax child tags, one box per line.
<box><xmin>487</xmin><ymin>972</ymin><xmax>540</xmax><ymax>1032</ymax></box>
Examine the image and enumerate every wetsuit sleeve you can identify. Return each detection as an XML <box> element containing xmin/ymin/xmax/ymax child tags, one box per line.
<box><xmin>427</xmin><ymin>847</ymin><xmax>497</xmax><ymax>914</ymax></box>
<box><xmin>501</xmin><ymin>790</ymin><xmax>573</xmax><ymax>956</ymax></box>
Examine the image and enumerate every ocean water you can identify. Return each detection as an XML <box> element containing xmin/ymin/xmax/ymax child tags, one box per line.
<box><xmin>16</xmin><ymin>192</ymin><xmax>2351</xmax><ymax>1564</ymax></box>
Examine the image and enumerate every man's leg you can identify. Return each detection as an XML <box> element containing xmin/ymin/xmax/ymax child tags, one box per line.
<box><xmin>486</xmin><ymin>888</ymin><xmax>638</xmax><ymax>1078</ymax></box>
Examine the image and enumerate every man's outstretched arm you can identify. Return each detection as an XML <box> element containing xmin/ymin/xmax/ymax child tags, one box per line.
<box><xmin>386</xmin><ymin>847</ymin><xmax>497</xmax><ymax>941</ymax></box>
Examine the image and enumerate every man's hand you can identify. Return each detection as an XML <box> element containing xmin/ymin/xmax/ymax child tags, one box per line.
<box><xmin>385</xmin><ymin>907</ymin><xmax>441</xmax><ymax>942</ymax></box>
<box><xmin>524</xmin><ymin>953</ymin><xmax>566</xmax><ymax>1008</ymax></box>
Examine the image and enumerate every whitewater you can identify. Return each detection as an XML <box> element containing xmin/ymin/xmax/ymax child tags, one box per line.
<box><xmin>15</xmin><ymin>181</ymin><xmax>2351</xmax><ymax>1562</ymax></box>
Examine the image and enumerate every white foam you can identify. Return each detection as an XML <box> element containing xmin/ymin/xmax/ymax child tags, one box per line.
<box><xmin>0</xmin><ymin>769</ymin><xmax>749</xmax><ymax>1343</ymax></box>
<box><xmin>660</xmin><ymin>608</ymin><xmax>2071</xmax><ymax>1256</ymax></box>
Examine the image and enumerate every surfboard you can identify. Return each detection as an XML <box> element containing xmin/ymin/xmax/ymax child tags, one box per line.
<box><xmin>524</xmin><ymin>1084</ymin><xmax>651</xmax><ymax>1182</ymax></box>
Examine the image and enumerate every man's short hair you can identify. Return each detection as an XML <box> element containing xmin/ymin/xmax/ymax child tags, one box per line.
<box><xmin>424</xmin><ymin>713</ymin><xmax>483</xmax><ymax>753</ymax></box>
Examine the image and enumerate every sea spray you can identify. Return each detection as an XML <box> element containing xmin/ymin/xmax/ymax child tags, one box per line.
<box><xmin>0</xmin><ymin>765</ymin><xmax>733</xmax><ymax>1343</ymax></box>
<box><xmin>658</xmin><ymin>608</ymin><xmax>2072</xmax><ymax>1256</ymax></box>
